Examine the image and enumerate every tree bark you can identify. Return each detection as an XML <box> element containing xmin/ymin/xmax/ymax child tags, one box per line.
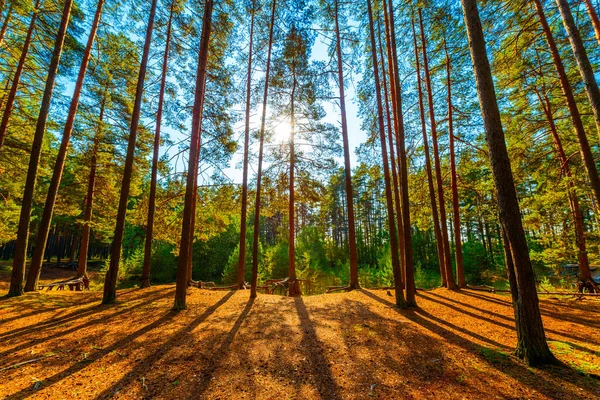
<box><xmin>419</xmin><ymin>9</ymin><xmax>456</xmax><ymax>289</ymax></box>
<box><xmin>0</xmin><ymin>0</ymin><xmax>40</xmax><ymax>151</ymax></box>
<box><xmin>378</xmin><ymin>16</ymin><xmax>404</xmax><ymax>288</ymax></box>
<box><xmin>460</xmin><ymin>0</ymin><xmax>556</xmax><ymax>366</ymax></box>
<box><xmin>383</xmin><ymin>0</ymin><xmax>415</xmax><ymax>306</ymax></box>
<box><xmin>250</xmin><ymin>0</ymin><xmax>276</xmax><ymax>299</ymax></box>
<box><xmin>103</xmin><ymin>0</ymin><xmax>158</xmax><ymax>304</ymax></box>
<box><xmin>445</xmin><ymin>39</ymin><xmax>465</xmax><ymax>288</ymax></box>
<box><xmin>335</xmin><ymin>0</ymin><xmax>359</xmax><ymax>290</ymax></box>
<box><xmin>288</xmin><ymin>64</ymin><xmax>300</xmax><ymax>297</ymax></box>
<box><xmin>7</xmin><ymin>0</ymin><xmax>73</xmax><ymax>297</ymax></box>
<box><xmin>173</xmin><ymin>0</ymin><xmax>213</xmax><ymax>310</ymax></box>
<box><xmin>537</xmin><ymin>89</ymin><xmax>591</xmax><ymax>280</ymax></box>
<box><xmin>412</xmin><ymin>19</ymin><xmax>447</xmax><ymax>288</ymax></box>
<box><xmin>238</xmin><ymin>3</ymin><xmax>256</xmax><ymax>290</ymax></box>
<box><xmin>533</xmin><ymin>0</ymin><xmax>600</xmax><ymax>211</ymax></box>
<box><xmin>367</xmin><ymin>0</ymin><xmax>405</xmax><ymax>308</ymax></box>
<box><xmin>25</xmin><ymin>0</ymin><xmax>105</xmax><ymax>292</ymax></box>
<box><xmin>582</xmin><ymin>0</ymin><xmax>600</xmax><ymax>46</ymax></box>
<box><xmin>555</xmin><ymin>0</ymin><xmax>600</xmax><ymax>143</ymax></box>
<box><xmin>141</xmin><ymin>1</ymin><xmax>174</xmax><ymax>289</ymax></box>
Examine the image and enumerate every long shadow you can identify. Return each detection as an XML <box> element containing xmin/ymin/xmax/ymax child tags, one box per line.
<box><xmin>0</xmin><ymin>288</ymin><xmax>175</xmax><ymax>359</ymax></box>
<box><xmin>457</xmin><ymin>290</ymin><xmax>600</xmax><ymax>346</ymax></box>
<box><xmin>5</xmin><ymin>291</ymin><xmax>235</xmax><ymax>400</ymax></box>
<box><xmin>294</xmin><ymin>297</ymin><xmax>342</xmax><ymax>400</ymax></box>
<box><xmin>0</xmin><ymin>286</ymin><xmax>173</xmax><ymax>341</ymax></box>
<box><xmin>361</xmin><ymin>290</ymin><xmax>599</xmax><ymax>399</ymax></box>
<box><xmin>94</xmin><ymin>291</ymin><xmax>239</xmax><ymax>399</ymax></box>
<box><xmin>192</xmin><ymin>297</ymin><xmax>254</xmax><ymax>396</ymax></box>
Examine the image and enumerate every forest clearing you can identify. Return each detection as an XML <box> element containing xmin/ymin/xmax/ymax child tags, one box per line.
<box><xmin>4</xmin><ymin>0</ymin><xmax>600</xmax><ymax>396</ymax></box>
<box><xmin>1</xmin><ymin>268</ymin><xmax>599</xmax><ymax>399</ymax></box>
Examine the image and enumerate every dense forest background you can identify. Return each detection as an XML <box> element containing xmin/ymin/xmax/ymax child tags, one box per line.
<box><xmin>0</xmin><ymin>0</ymin><xmax>599</xmax><ymax>293</ymax></box>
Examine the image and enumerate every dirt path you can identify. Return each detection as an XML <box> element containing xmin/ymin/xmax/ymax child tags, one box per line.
<box><xmin>0</xmin><ymin>286</ymin><xmax>598</xmax><ymax>399</ymax></box>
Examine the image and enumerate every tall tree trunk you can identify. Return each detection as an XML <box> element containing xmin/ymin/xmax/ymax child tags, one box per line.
<box><xmin>0</xmin><ymin>0</ymin><xmax>40</xmax><ymax>151</ymax></box>
<box><xmin>460</xmin><ymin>0</ymin><xmax>556</xmax><ymax>366</ymax></box>
<box><xmin>335</xmin><ymin>0</ymin><xmax>359</xmax><ymax>289</ymax></box>
<box><xmin>383</xmin><ymin>0</ymin><xmax>415</xmax><ymax>305</ymax></box>
<box><xmin>77</xmin><ymin>115</ymin><xmax>103</xmax><ymax>279</ymax></box>
<box><xmin>378</xmin><ymin>16</ymin><xmax>404</xmax><ymax>287</ymax></box>
<box><xmin>582</xmin><ymin>0</ymin><xmax>600</xmax><ymax>46</ymax></box>
<box><xmin>251</xmin><ymin>0</ymin><xmax>276</xmax><ymax>299</ymax></box>
<box><xmin>173</xmin><ymin>0</ymin><xmax>213</xmax><ymax>310</ymax></box>
<box><xmin>7</xmin><ymin>0</ymin><xmax>73</xmax><ymax>297</ymax></box>
<box><xmin>533</xmin><ymin>0</ymin><xmax>600</xmax><ymax>210</ymax></box>
<box><xmin>537</xmin><ymin>89</ymin><xmax>591</xmax><ymax>281</ymax></box>
<box><xmin>141</xmin><ymin>2</ymin><xmax>174</xmax><ymax>289</ymax></box>
<box><xmin>0</xmin><ymin>3</ymin><xmax>13</xmax><ymax>47</ymax></box>
<box><xmin>419</xmin><ymin>9</ymin><xmax>456</xmax><ymax>289</ymax></box>
<box><xmin>103</xmin><ymin>0</ymin><xmax>158</xmax><ymax>304</ymax></box>
<box><xmin>412</xmin><ymin>19</ymin><xmax>447</xmax><ymax>288</ymax></box>
<box><xmin>445</xmin><ymin>39</ymin><xmax>465</xmax><ymax>288</ymax></box>
<box><xmin>25</xmin><ymin>0</ymin><xmax>105</xmax><ymax>292</ymax></box>
<box><xmin>367</xmin><ymin>0</ymin><xmax>405</xmax><ymax>307</ymax></box>
<box><xmin>555</xmin><ymin>0</ymin><xmax>600</xmax><ymax>142</ymax></box>
<box><xmin>238</xmin><ymin>3</ymin><xmax>256</xmax><ymax>290</ymax></box>
<box><xmin>288</xmin><ymin>69</ymin><xmax>300</xmax><ymax>297</ymax></box>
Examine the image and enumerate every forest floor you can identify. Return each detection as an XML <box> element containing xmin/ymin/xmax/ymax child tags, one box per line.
<box><xmin>0</xmin><ymin>268</ymin><xmax>599</xmax><ymax>399</ymax></box>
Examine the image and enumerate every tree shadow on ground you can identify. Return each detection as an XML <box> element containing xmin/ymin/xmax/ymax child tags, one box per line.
<box><xmin>360</xmin><ymin>289</ymin><xmax>600</xmax><ymax>400</ymax></box>
<box><xmin>5</xmin><ymin>291</ymin><xmax>235</xmax><ymax>400</ymax></box>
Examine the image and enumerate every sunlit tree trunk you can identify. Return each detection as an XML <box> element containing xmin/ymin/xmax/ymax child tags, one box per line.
<box><xmin>103</xmin><ymin>0</ymin><xmax>158</xmax><ymax>304</ymax></box>
<box><xmin>141</xmin><ymin>2</ymin><xmax>174</xmax><ymax>289</ymax></box>
<box><xmin>238</xmin><ymin>3</ymin><xmax>256</xmax><ymax>290</ymax></box>
<box><xmin>378</xmin><ymin>16</ymin><xmax>404</xmax><ymax>288</ymax></box>
<box><xmin>7</xmin><ymin>0</ymin><xmax>73</xmax><ymax>297</ymax></box>
<box><xmin>412</xmin><ymin>20</ymin><xmax>447</xmax><ymax>288</ymax></box>
<box><xmin>335</xmin><ymin>0</ymin><xmax>359</xmax><ymax>289</ymax></box>
<box><xmin>25</xmin><ymin>0</ymin><xmax>106</xmax><ymax>292</ymax></box>
<box><xmin>0</xmin><ymin>3</ymin><xmax>12</xmax><ymax>47</ymax></box>
<box><xmin>173</xmin><ymin>0</ymin><xmax>213</xmax><ymax>310</ymax></box>
<box><xmin>77</xmin><ymin>100</ymin><xmax>105</xmax><ymax>278</ymax></box>
<box><xmin>461</xmin><ymin>0</ymin><xmax>556</xmax><ymax>366</ymax></box>
<box><xmin>251</xmin><ymin>0</ymin><xmax>276</xmax><ymax>299</ymax></box>
<box><xmin>383</xmin><ymin>0</ymin><xmax>415</xmax><ymax>305</ymax></box>
<box><xmin>581</xmin><ymin>0</ymin><xmax>600</xmax><ymax>45</ymax></box>
<box><xmin>0</xmin><ymin>0</ymin><xmax>40</xmax><ymax>151</ymax></box>
<box><xmin>533</xmin><ymin>0</ymin><xmax>600</xmax><ymax>210</ymax></box>
<box><xmin>536</xmin><ymin>89</ymin><xmax>591</xmax><ymax>281</ymax></box>
<box><xmin>288</xmin><ymin>70</ymin><xmax>300</xmax><ymax>297</ymax></box>
<box><xmin>445</xmin><ymin>39</ymin><xmax>465</xmax><ymax>288</ymax></box>
<box><xmin>555</xmin><ymin>0</ymin><xmax>600</xmax><ymax>142</ymax></box>
<box><xmin>419</xmin><ymin>9</ymin><xmax>455</xmax><ymax>289</ymax></box>
<box><xmin>367</xmin><ymin>0</ymin><xmax>405</xmax><ymax>307</ymax></box>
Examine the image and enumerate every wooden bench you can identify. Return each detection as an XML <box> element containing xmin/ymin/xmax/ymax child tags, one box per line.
<box><xmin>38</xmin><ymin>276</ymin><xmax>90</xmax><ymax>292</ymax></box>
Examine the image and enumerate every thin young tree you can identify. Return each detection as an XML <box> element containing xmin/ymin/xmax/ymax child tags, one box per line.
<box><xmin>25</xmin><ymin>0</ymin><xmax>106</xmax><ymax>292</ymax></box>
<box><xmin>533</xmin><ymin>0</ymin><xmax>600</xmax><ymax>210</ymax></box>
<box><xmin>460</xmin><ymin>0</ymin><xmax>556</xmax><ymax>366</ymax></box>
<box><xmin>0</xmin><ymin>2</ymin><xmax>13</xmax><ymax>47</ymax></box>
<box><xmin>0</xmin><ymin>0</ymin><xmax>41</xmax><ymax>151</ymax></box>
<box><xmin>7</xmin><ymin>0</ymin><xmax>74</xmax><ymax>297</ymax></box>
<box><xmin>238</xmin><ymin>0</ymin><xmax>257</xmax><ymax>290</ymax></box>
<box><xmin>445</xmin><ymin>38</ymin><xmax>465</xmax><ymax>288</ymax></box>
<box><xmin>418</xmin><ymin>9</ymin><xmax>455</xmax><ymax>289</ymax></box>
<box><xmin>173</xmin><ymin>0</ymin><xmax>214</xmax><ymax>310</ymax></box>
<box><xmin>367</xmin><ymin>0</ymin><xmax>406</xmax><ymax>308</ymax></box>
<box><xmin>250</xmin><ymin>0</ymin><xmax>277</xmax><ymax>299</ymax></box>
<box><xmin>555</xmin><ymin>0</ymin><xmax>600</xmax><ymax>142</ymax></box>
<box><xmin>141</xmin><ymin>1</ymin><xmax>175</xmax><ymax>289</ymax></box>
<box><xmin>412</xmin><ymin>18</ymin><xmax>447</xmax><ymax>288</ymax></box>
<box><xmin>102</xmin><ymin>0</ymin><xmax>158</xmax><ymax>304</ymax></box>
<box><xmin>334</xmin><ymin>0</ymin><xmax>359</xmax><ymax>289</ymax></box>
<box><xmin>383</xmin><ymin>0</ymin><xmax>415</xmax><ymax>305</ymax></box>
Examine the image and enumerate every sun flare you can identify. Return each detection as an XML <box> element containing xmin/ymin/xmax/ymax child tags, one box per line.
<box><xmin>272</xmin><ymin>120</ymin><xmax>291</xmax><ymax>144</ymax></box>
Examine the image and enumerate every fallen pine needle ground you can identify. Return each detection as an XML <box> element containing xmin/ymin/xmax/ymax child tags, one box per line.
<box><xmin>0</xmin><ymin>281</ymin><xmax>599</xmax><ymax>399</ymax></box>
